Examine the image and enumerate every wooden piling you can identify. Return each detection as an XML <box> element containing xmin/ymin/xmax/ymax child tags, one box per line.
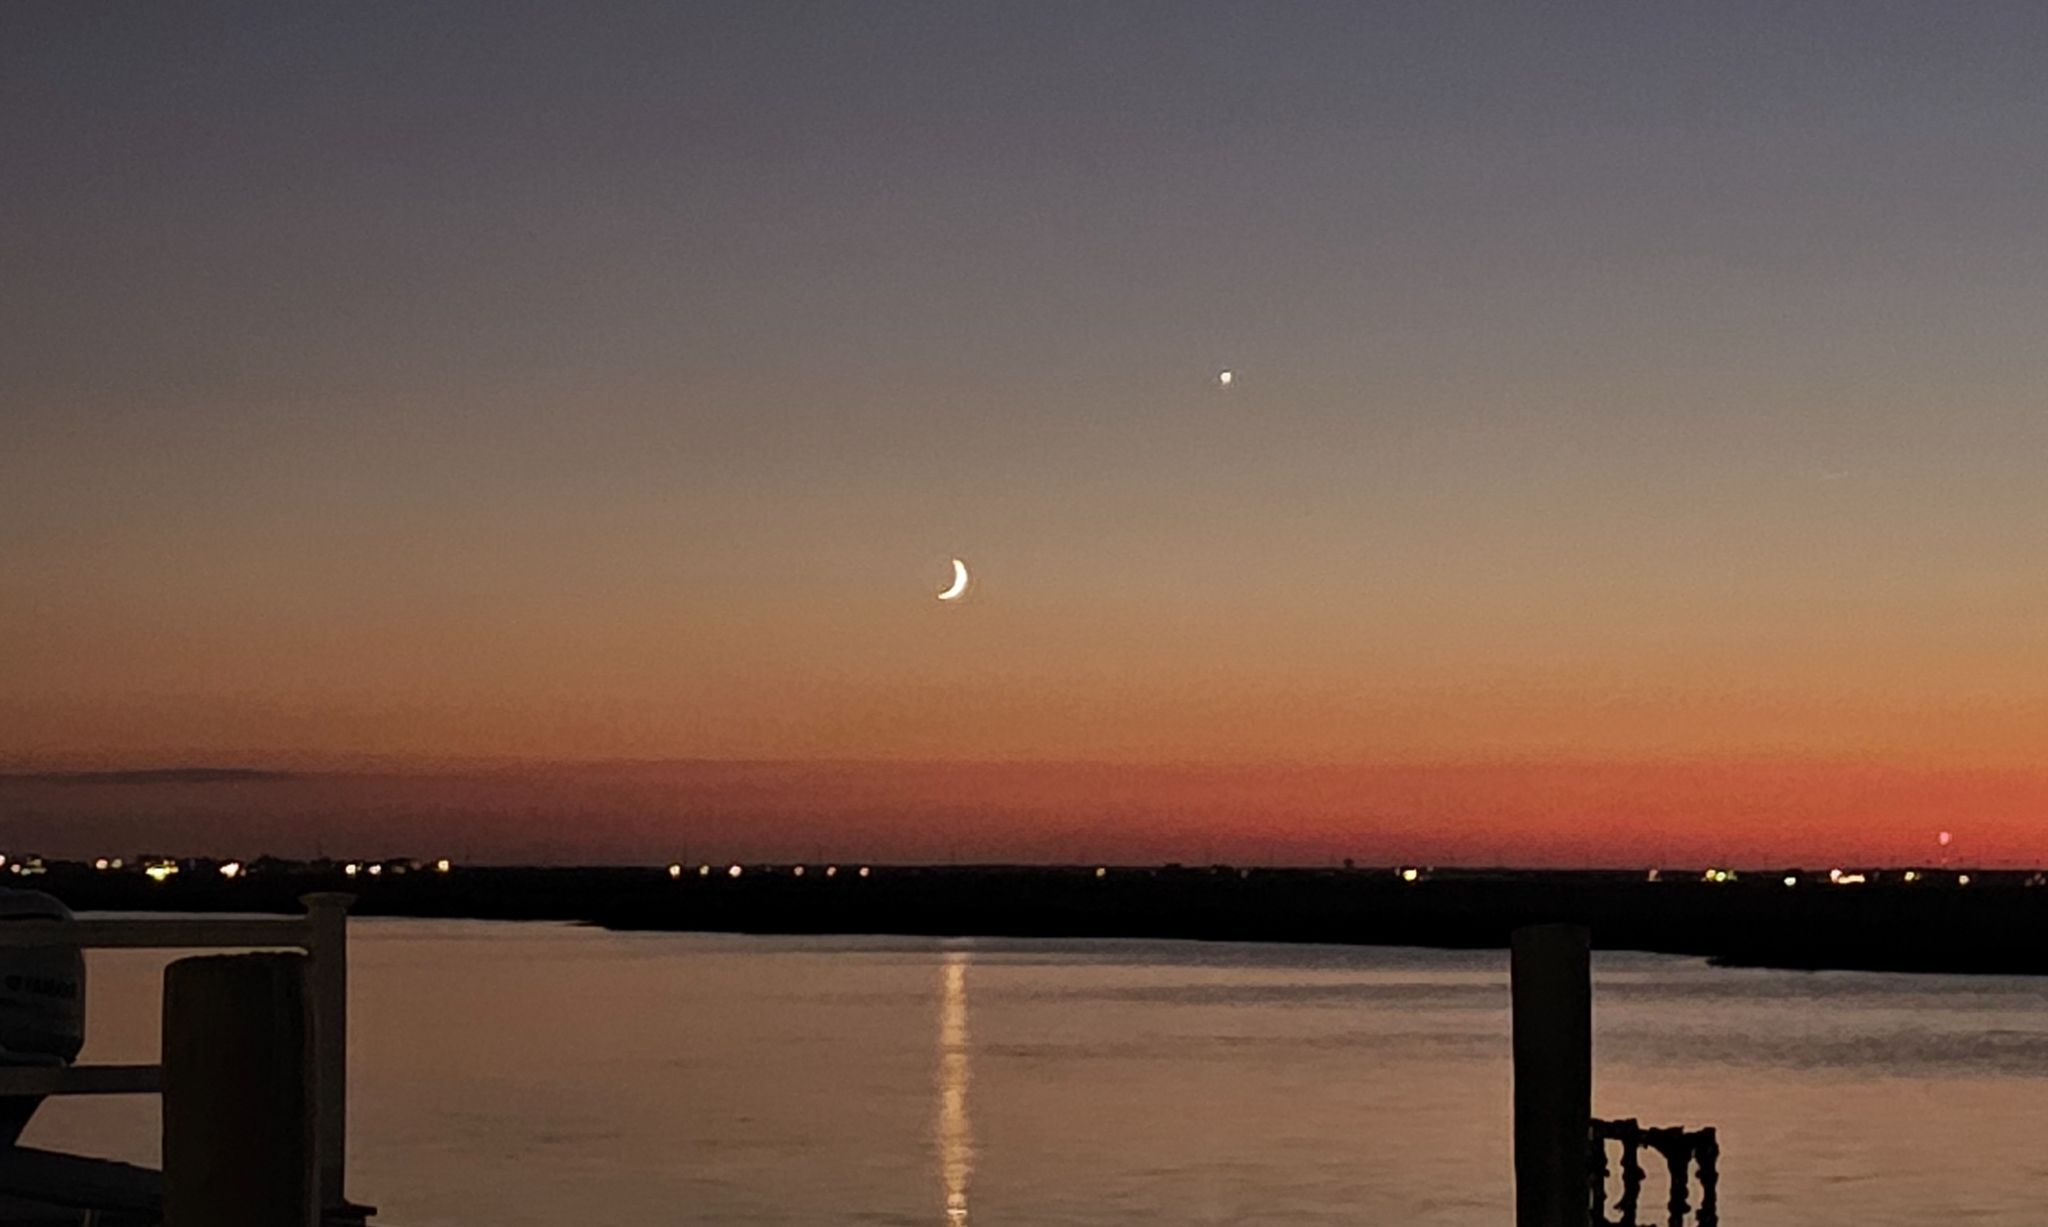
<box><xmin>1511</xmin><ymin>923</ymin><xmax>1592</xmax><ymax>1227</ymax></box>
<box><xmin>162</xmin><ymin>952</ymin><xmax>315</xmax><ymax>1227</ymax></box>
<box><xmin>302</xmin><ymin>892</ymin><xmax>354</xmax><ymax>1215</ymax></box>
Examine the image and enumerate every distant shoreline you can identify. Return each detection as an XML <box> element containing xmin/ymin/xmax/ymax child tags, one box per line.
<box><xmin>11</xmin><ymin>862</ymin><xmax>2047</xmax><ymax>976</ymax></box>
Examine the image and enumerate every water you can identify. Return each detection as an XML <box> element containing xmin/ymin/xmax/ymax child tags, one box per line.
<box><xmin>25</xmin><ymin>919</ymin><xmax>2048</xmax><ymax>1225</ymax></box>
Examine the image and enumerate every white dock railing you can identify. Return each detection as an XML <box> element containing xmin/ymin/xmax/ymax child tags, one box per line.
<box><xmin>0</xmin><ymin>892</ymin><xmax>355</xmax><ymax>1215</ymax></box>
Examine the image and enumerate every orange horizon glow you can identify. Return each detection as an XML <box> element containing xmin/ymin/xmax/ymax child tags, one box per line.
<box><xmin>11</xmin><ymin>560</ymin><xmax>2048</xmax><ymax>864</ymax></box>
<box><xmin>5</xmin><ymin>754</ymin><xmax>2048</xmax><ymax>868</ymax></box>
<box><xmin>11</xmin><ymin>5</ymin><xmax>2048</xmax><ymax>867</ymax></box>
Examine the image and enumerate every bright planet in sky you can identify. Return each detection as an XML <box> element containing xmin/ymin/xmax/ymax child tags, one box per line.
<box><xmin>1218</xmin><ymin>369</ymin><xmax>1234</xmax><ymax>386</ymax></box>
<box><xmin>936</xmin><ymin>558</ymin><xmax>970</xmax><ymax>602</ymax></box>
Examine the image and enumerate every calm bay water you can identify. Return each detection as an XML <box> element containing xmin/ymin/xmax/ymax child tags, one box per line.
<box><xmin>25</xmin><ymin>919</ymin><xmax>2048</xmax><ymax>1225</ymax></box>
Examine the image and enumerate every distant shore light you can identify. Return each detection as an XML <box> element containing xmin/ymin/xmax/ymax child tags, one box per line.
<box><xmin>728</xmin><ymin>864</ymin><xmax>743</xmax><ymax>878</ymax></box>
<box><xmin>667</xmin><ymin>863</ymin><xmax>683</xmax><ymax>879</ymax></box>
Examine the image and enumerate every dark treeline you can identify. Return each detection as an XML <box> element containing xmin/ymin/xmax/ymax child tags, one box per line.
<box><xmin>22</xmin><ymin>862</ymin><xmax>2048</xmax><ymax>974</ymax></box>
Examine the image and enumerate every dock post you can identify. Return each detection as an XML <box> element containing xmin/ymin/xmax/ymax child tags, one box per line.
<box><xmin>1511</xmin><ymin>923</ymin><xmax>1592</xmax><ymax>1227</ymax></box>
<box><xmin>162</xmin><ymin>953</ymin><xmax>315</xmax><ymax>1227</ymax></box>
<box><xmin>302</xmin><ymin>892</ymin><xmax>355</xmax><ymax>1217</ymax></box>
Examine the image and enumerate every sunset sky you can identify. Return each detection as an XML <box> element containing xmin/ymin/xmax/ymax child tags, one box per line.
<box><xmin>7</xmin><ymin>4</ymin><xmax>2048</xmax><ymax>862</ymax></box>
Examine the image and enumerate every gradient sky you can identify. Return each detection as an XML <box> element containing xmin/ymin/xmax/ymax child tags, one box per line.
<box><xmin>7</xmin><ymin>4</ymin><xmax>2048</xmax><ymax>861</ymax></box>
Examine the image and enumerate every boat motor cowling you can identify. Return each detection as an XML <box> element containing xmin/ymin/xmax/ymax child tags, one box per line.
<box><xmin>0</xmin><ymin>890</ymin><xmax>86</xmax><ymax>1146</ymax></box>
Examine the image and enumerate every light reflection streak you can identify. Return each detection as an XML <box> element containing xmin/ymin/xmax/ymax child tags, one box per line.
<box><xmin>936</xmin><ymin>950</ymin><xmax>973</xmax><ymax>1225</ymax></box>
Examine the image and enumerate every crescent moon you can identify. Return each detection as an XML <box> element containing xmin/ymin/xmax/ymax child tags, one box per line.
<box><xmin>936</xmin><ymin>558</ymin><xmax>970</xmax><ymax>601</ymax></box>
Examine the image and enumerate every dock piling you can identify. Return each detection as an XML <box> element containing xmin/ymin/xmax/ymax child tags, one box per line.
<box><xmin>1512</xmin><ymin>923</ymin><xmax>1592</xmax><ymax>1227</ymax></box>
<box><xmin>162</xmin><ymin>952</ymin><xmax>315</xmax><ymax>1227</ymax></box>
<box><xmin>302</xmin><ymin>892</ymin><xmax>354</xmax><ymax>1215</ymax></box>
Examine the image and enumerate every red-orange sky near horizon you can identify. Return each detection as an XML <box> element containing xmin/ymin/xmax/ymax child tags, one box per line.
<box><xmin>3</xmin><ymin>759</ymin><xmax>2048</xmax><ymax>868</ymax></box>
<box><xmin>8</xmin><ymin>6</ymin><xmax>2048</xmax><ymax>863</ymax></box>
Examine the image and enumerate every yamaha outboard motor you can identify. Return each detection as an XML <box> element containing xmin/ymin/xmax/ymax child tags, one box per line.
<box><xmin>0</xmin><ymin>890</ymin><xmax>86</xmax><ymax>1146</ymax></box>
